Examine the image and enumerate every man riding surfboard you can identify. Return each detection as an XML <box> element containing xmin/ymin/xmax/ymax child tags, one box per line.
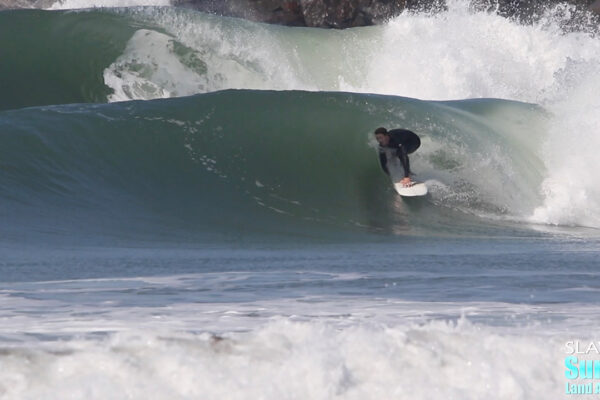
<box><xmin>374</xmin><ymin>127</ymin><xmax>421</xmax><ymax>187</ymax></box>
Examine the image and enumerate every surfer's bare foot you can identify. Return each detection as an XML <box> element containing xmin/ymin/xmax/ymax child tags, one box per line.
<box><xmin>400</xmin><ymin>177</ymin><xmax>412</xmax><ymax>187</ymax></box>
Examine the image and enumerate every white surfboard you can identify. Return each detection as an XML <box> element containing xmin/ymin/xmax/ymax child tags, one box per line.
<box><xmin>393</xmin><ymin>181</ymin><xmax>428</xmax><ymax>197</ymax></box>
<box><xmin>379</xmin><ymin>148</ymin><xmax>427</xmax><ymax>197</ymax></box>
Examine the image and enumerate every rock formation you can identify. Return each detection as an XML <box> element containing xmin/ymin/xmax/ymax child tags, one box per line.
<box><xmin>175</xmin><ymin>0</ymin><xmax>599</xmax><ymax>28</ymax></box>
<box><xmin>172</xmin><ymin>0</ymin><xmax>409</xmax><ymax>28</ymax></box>
<box><xmin>1</xmin><ymin>0</ymin><xmax>598</xmax><ymax>29</ymax></box>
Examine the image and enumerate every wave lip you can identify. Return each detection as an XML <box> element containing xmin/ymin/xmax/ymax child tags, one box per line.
<box><xmin>5</xmin><ymin>2</ymin><xmax>600</xmax><ymax>109</ymax></box>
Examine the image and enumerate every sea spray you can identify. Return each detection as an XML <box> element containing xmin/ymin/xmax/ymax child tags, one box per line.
<box><xmin>531</xmin><ymin>60</ymin><xmax>600</xmax><ymax>228</ymax></box>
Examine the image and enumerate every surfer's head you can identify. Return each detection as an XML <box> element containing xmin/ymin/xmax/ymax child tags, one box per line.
<box><xmin>374</xmin><ymin>127</ymin><xmax>390</xmax><ymax>146</ymax></box>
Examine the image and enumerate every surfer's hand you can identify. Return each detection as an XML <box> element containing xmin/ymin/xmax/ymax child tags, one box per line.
<box><xmin>400</xmin><ymin>177</ymin><xmax>412</xmax><ymax>187</ymax></box>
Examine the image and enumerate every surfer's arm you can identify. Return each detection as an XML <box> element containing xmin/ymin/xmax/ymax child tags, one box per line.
<box><xmin>379</xmin><ymin>152</ymin><xmax>389</xmax><ymax>175</ymax></box>
<box><xmin>397</xmin><ymin>146</ymin><xmax>411</xmax><ymax>178</ymax></box>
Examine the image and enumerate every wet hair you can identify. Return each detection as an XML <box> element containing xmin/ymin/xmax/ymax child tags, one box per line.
<box><xmin>374</xmin><ymin>127</ymin><xmax>388</xmax><ymax>135</ymax></box>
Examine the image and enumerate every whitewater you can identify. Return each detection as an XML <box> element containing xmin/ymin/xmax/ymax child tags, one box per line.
<box><xmin>1</xmin><ymin>1</ymin><xmax>600</xmax><ymax>399</ymax></box>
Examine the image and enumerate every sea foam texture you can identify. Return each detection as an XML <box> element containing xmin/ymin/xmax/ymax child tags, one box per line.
<box><xmin>0</xmin><ymin>319</ymin><xmax>562</xmax><ymax>400</ymax></box>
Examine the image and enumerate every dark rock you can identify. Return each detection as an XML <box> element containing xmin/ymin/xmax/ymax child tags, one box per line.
<box><xmin>359</xmin><ymin>0</ymin><xmax>409</xmax><ymax>25</ymax></box>
<box><xmin>300</xmin><ymin>0</ymin><xmax>363</xmax><ymax>28</ymax></box>
<box><xmin>180</xmin><ymin>0</ymin><xmax>407</xmax><ymax>28</ymax></box>
<box><xmin>173</xmin><ymin>0</ymin><xmax>306</xmax><ymax>25</ymax></box>
<box><xmin>178</xmin><ymin>0</ymin><xmax>598</xmax><ymax>29</ymax></box>
<box><xmin>406</xmin><ymin>0</ymin><xmax>446</xmax><ymax>13</ymax></box>
<box><xmin>298</xmin><ymin>0</ymin><xmax>328</xmax><ymax>27</ymax></box>
<box><xmin>301</xmin><ymin>0</ymin><xmax>407</xmax><ymax>28</ymax></box>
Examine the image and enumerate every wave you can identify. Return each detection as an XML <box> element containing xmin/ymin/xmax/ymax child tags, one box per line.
<box><xmin>0</xmin><ymin>90</ymin><xmax>555</xmax><ymax>242</ymax></box>
<box><xmin>1</xmin><ymin>2</ymin><xmax>600</xmax><ymax>233</ymax></box>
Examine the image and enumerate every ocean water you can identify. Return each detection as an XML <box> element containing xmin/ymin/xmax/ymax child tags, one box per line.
<box><xmin>1</xmin><ymin>1</ymin><xmax>600</xmax><ymax>398</ymax></box>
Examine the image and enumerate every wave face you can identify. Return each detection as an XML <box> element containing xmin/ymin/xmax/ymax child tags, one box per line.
<box><xmin>0</xmin><ymin>90</ymin><xmax>551</xmax><ymax>242</ymax></box>
<box><xmin>0</xmin><ymin>10</ymin><xmax>136</xmax><ymax>111</ymax></box>
<box><xmin>1</xmin><ymin>1</ymin><xmax>600</xmax><ymax>232</ymax></box>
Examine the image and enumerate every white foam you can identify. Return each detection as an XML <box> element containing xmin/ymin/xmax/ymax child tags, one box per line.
<box><xmin>1</xmin><ymin>272</ymin><xmax>596</xmax><ymax>398</ymax></box>
<box><xmin>355</xmin><ymin>4</ymin><xmax>565</xmax><ymax>101</ymax></box>
<box><xmin>104</xmin><ymin>29</ymin><xmax>214</xmax><ymax>101</ymax></box>
<box><xmin>530</xmin><ymin>60</ymin><xmax>600</xmax><ymax>228</ymax></box>
<box><xmin>0</xmin><ymin>318</ymin><xmax>573</xmax><ymax>400</ymax></box>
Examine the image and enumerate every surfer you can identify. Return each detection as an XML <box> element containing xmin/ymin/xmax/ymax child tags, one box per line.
<box><xmin>374</xmin><ymin>127</ymin><xmax>421</xmax><ymax>187</ymax></box>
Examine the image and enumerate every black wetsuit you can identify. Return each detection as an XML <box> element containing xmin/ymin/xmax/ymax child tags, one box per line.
<box><xmin>378</xmin><ymin>129</ymin><xmax>421</xmax><ymax>178</ymax></box>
